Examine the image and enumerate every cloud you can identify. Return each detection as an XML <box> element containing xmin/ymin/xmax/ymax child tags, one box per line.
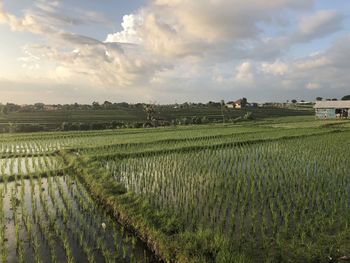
<box><xmin>103</xmin><ymin>2</ymin><xmax>342</xmax><ymax>66</ymax></box>
<box><xmin>208</xmin><ymin>33</ymin><xmax>350</xmax><ymax>100</ymax></box>
<box><xmin>0</xmin><ymin>0</ymin><xmax>108</xmax><ymax>35</ymax></box>
<box><xmin>242</xmin><ymin>10</ymin><xmax>344</xmax><ymax>61</ymax></box>
<box><xmin>261</xmin><ymin>60</ymin><xmax>288</xmax><ymax>75</ymax></box>
<box><xmin>0</xmin><ymin>2</ymin><xmax>51</xmax><ymax>34</ymax></box>
<box><xmin>306</xmin><ymin>82</ymin><xmax>320</xmax><ymax>90</ymax></box>
<box><xmin>106</xmin><ymin>0</ymin><xmax>315</xmax><ymax>59</ymax></box>
<box><xmin>23</xmin><ymin>36</ymin><xmax>170</xmax><ymax>88</ymax></box>
<box><xmin>0</xmin><ymin>0</ymin><xmax>169</xmax><ymax>88</ymax></box>
<box><xmin>105</xmin><ymin>14</ymin><xmax>143</xmax><ymax>44</ymax></box>
<box><xmin>297</xmin><ymin>10</ymin><xmax>343</xmax><ymax>41</ymax></box>
<box><xmin>17</xmin><ymin>46</ymin><xmax>41</xmax><ymax>70</ymax></box>
<box><xmin>1</xmin><ymin>0</ymin><xmax>349</xmax><ymax>103</ymax></box>
<box><xmin>59</xmin><ymin>33</ymin><xmax>103</xmax><ymax>46</ymax></box>
<box><xmin>295</xmin><ymin>56</ymin><xmax>330</xmax><ymax>70</ymax></box>
<box><xmin>235</xmin><ymin>62</ymin><xmax>255</xmax><ymax>83</ymax></box>
<box><xmin>149</xmin><ymin>0</ymin><xmax>313</xmax><ymax>42</ymax></box>
<box><xmin>266</xmin><ymin>35</ymin><xmax>350</xmax><ymax>94</ymax></box>
<box><xmin>34</xmin><ymin>0</ymin><xmax>59</xmax><ymax>13</ymax></box>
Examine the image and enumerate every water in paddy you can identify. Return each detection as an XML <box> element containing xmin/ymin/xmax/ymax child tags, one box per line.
<box><xmin>0</xmin><ymin>156</ymin><xmax>60</xmax><ymax>176</ymax></box>
<box><xmin>0</xmin><ymin>174</ymin><xmax>158</xmax><ymax>262</ymax></box>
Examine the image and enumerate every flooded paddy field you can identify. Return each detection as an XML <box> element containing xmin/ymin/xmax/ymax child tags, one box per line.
<box><xmin>2</xmin><ymin>121</ymin><xmax>349</xmax><ymax>262</ymax></box>
<box><xmin>0</xmin><ymin>173</ymin><xmax>157</xmax><ymax>263</ymax></box>
<box><xmin>0</xmin><ymin>156</ymin><xmax>63</xmax><ymax>177</ymax></box>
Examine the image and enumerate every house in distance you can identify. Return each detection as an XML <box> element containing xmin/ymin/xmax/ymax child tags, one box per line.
<box><xmin>226</xmin><ymin>98</ymin><xmax>258</xmax><ymax>109</ymax></box>
<box><xmin>314</xmin><ymin>101</ymin><xmax>350</xmax><ymax>119</ymax></box>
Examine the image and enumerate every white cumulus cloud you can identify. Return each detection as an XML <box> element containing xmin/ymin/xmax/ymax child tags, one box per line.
<box><xmin>105</xmin><ymin>14</ymin><xmax>143</xmax><ymax>44</ymax></box>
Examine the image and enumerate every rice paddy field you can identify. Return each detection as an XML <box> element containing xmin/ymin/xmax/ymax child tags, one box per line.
<box><xmin>0</xmin><ymin>106</ymin><xmax>312</xmax><ymax>131</ymax></box>
<box><xmin>0</xmin><ymin>117</ymin><xmax>349</xmax><ymax>262</ymax></box>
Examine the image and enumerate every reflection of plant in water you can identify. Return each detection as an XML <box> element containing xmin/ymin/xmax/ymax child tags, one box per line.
<box><xmin>0</xmin><ymin>166</ymin><xmax>154</xmax><ymax>262</ymax></box>
<box><xmin>0</xmin><ymin>189</ymin><xmax>6</xmax><ymax>262</ymax></box>
<box><xmin>36</xmin><ymin>178</ymin><xmax>58</xmax><ymax>263</ymax></box>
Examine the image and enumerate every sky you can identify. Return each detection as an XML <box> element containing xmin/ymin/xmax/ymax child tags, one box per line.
<box><xmin>0</xmin><ymin>0</ymin><xmax>349</xmax><ymax>104</ymax></box>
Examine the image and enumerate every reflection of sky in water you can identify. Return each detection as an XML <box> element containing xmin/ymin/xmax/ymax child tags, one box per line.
<box><xmin>0</xmin><ymin>142</ymin><xmax>63</xmax><ymax>154</ymax></box>
<box><xmin>0</xmin><ymin>176</ymin><xmax>156</xmax><ymax>263</ymax></box>
<box><xmin>0</xmin><ymin>157</ymin><xmax>60</xmax><ymax>176</ymax></box>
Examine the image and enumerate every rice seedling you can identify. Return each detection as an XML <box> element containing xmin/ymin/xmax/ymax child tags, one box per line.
<box><xmin>0</xmin><ymin>119</ymin><xmax>348</xmax><ymax>262</ymax></box>
<box><xmin>102</xmin><ymin>130</ymin><xmax>350</xmax><ymax>261</ymax></box>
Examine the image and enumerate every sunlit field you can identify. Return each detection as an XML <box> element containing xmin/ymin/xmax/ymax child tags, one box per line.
<box><xmin>0</xmin><ymin>117</ymin><xmax>349</xmax><ymax>262</ymax></box>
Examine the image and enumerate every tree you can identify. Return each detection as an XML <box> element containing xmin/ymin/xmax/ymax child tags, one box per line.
<box><xmin>34</xmin><ymin>103</ymin><xmax>44</xmax><ymax>111</ymax></box>
<box><xmin>144</xmin><ymin>104</ymin><xmax>156</xmax><ymax>122</ymax></box>
<box><xmin>341</xmin><ymin>95</ymin><xmax>350</xmax><ymax>101</ymax></box>
<box><xmin>220</xmin><ymin>100</ymin><xmax>225</xmax><ymax>124</ymax></box>
<box><xmin>117</xmin><ymin>102</ymin><xmax>129</xmax><ymax>108</ymax></box>
<box><xmin>103</xmin><ymin>101</ymin><xmax>112</xmax><ymax>109</ymax></box>
<box><xmin>92</xmin><ymin>101</ymin><xmax>100</xmax><ymax>109</ymax></box>
<box><xmin>4</xmin><ymin>103</ymin><xmax>21</xmax><ymax>113</ymax></box>
<box><xmin>331</xmin><ymin>98</ymin><xmax>338</xmax><ymax>101</ymax></box>
<box><xmin>316</xmin><ymin>97</ymin><xmax>323</xmax><ymax>101</ymax></box>
<box><xmin>241</xmin><ymin>98</ymin><xmax>248</xmax><ymax>107</ymax></box>
<box><xmin>291</xmin><ymin>99</ymin><xmax>297</xmax><ymax>104</ymax></box>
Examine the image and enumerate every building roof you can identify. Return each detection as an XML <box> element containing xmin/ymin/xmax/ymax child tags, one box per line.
<box><xmin>314</xmin><ymin>101</ymin><xmax>350</xmax><ymax>109</ymax></box>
